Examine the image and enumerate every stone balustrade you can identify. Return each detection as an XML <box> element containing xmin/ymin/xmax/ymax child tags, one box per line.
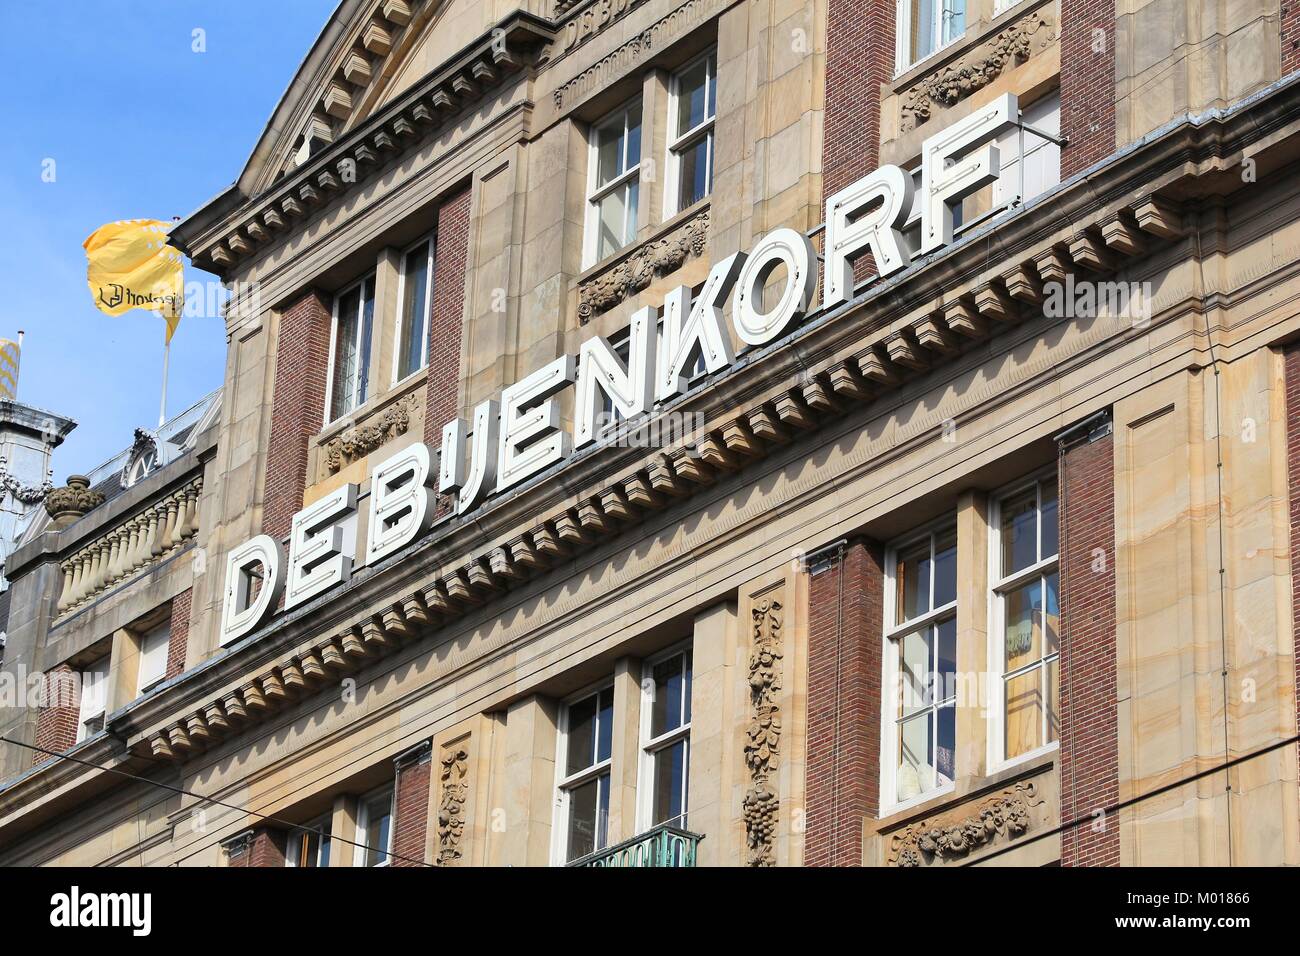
<box><xmin>56</xmin><ymin>477</ymin><xmax>203</xmax><ymax>616</ymax></box>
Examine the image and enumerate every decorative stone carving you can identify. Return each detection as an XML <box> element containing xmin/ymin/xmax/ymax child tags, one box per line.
<box><xmin>437</xmin><ymin>745</ymin><xmax>469</xmax><ymax>865</ymax></box>
<box><xmin>899</xmin><ymin>12</ymin><xmax>1056</xmax><ymax>133</ymax></box>
<box><xmin>742</xmin><ymin>597</ymin><xmax>783</xmax><ymax>867</ymax></box>
<box><xmin>887</xmin><ymin>780</ymin><xmax>1045</xmax><ymax>866</ymax></box>
<box><xmin>0</xmin><ymin>458</ymin><xmax>52</xmax><ymax>505</ymax></box>
<box><xmin>578</xmin><ymin>210</ymin><xmax>709</xmax><ymax>323</ymax></box>
<box><xmin>324</xmin><ymin>393</ymin><xmax>417</xmax><ymax>473</ymax></box>
<box><xmin>45</xmin><ymin>475</ymin><xmax>104</xmax><ymax>528</ymax></box>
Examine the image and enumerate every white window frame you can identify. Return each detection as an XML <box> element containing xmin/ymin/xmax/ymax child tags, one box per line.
<box><xmin>663</xmin><ymin>50</ymin><xmax>717</xmax><ymax>218</ymax></box>
<box><xmin>352</xmin><ymin>784</ymin><xmax>394</xmax><ymax>867</ymax></box>
<box><xmin>880</xmin><ymin>518</ymin><xmax>959</xmax><ymax>816</ymax></box>
<box><xmin>635</xmin><ymin>641</ymin><xmax>693</xmax><ymax>833</ymax></box>
<box><xmin>286</xmin><ymin>813</ymin><xmax>333</xmax><ymax>868</ymax></box>
<box><xmin>391</xmin><ymin>234</ymin><xmax>436</xmax><ymax>386</ymax></box>
<box><xmin>987</xmin><ymin>470</ymin><xmax>1061</xmax><ymax>773</ymax></box>
<box><xmin>136</xmin><ymin>622</ymin><xmax>170</xmax><ymax>695</ymax></box>
<box><xmin>324</xmin><ymin>273</ymin><xmax>376</xmax><ymax>425</ymax></box>
<box><xmin>76</xmin><ymin>656</ymin><xmax>110</xmax><ymax>743</ymax></box>
<box><xmin>895</xmin><ymin>0</ymin><xmax>967</xmax><ymax>75</ymax></box>
<box><xmin>583</xmin><ymin>100</ymin><xmax>643</xmax><ymax>269</ymax></box>
<box><xmin>551</xmin><ymin>679</ymin><xmax>615</xmax><ymax>864</ymax></box>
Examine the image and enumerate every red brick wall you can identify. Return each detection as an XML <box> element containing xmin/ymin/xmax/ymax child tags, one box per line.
<box><xmin>263</xmin><ymin>290</ymin><xmax>331</xmax><ymax>541</ymax></box>
<box><xmin>1060</xmin><ymin>0</ymin><xmax>1117</xmax><ymax>176</ymax></box>
<box><xmin>165</xmin><ymin>588</ymin><xmax>192</xmax><ymax>680</ymax></box>
<box><xmin>226</xmin><ymin>828</ymin><xmax>287</xmax><ymax>867</ymax></box>
<box><xmin>32</xmin><ymin>664</ymin><xmax>80</xmax><ymax>765</ymax></box>
<box><xmin>424</xmin><ymin>186</ymin><xmax>472</xmax><ymax>447</ymax></box>
<box><xmin>1285</xmin><ymin>0</ymin><xmax>1300</xmax><ymax>75</ymax></box>
<box><xmin>1284</xmin><ymin>346</ymin><xmax>1300</xmax><ymax>840</ymax></box>
<box><xmin>804</xmin><ymin>539</ymin><xmax>884</xmax><ymax>866</ymax></box>
<box><xmin>391</xmin><ymin>749</ymin><xmax>432</xmax><ymax>867</ymax></box>
<box><xmin>1057</xmin><ymin>430</ymin><xmax>1120</xmax><ymax>866</ymax></box>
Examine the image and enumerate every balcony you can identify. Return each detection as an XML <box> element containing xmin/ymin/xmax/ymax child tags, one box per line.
<box><xmin>568</xmin><ymin>823</ymin><xmax>703</xmax><ymax>867</ymax></box>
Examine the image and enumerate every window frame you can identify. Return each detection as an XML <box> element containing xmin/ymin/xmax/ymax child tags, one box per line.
<box><xmin>352</xmin><ymin>784</ymin><xmax>394</xmax><ymax>867</ymax></box>
<box><xmin>635</xmin><ymin>641</ymin><xmax>693</xmax><ymax>833</ymax></box>
<box><xmin>583</xmin><ymin>99</ymin><xmax>643</xmax><ymax>269</ymax></box>
<box><xmin>286</xmin><ymin>813</ymin><xmax>333</xmax><ymax>868</ymax></box>
<box><xmin>663</xmin><ymin>50</ymin><xmax>717</xmax><ymax>218</ymax></box>
<box><xmin>879</xmin><ymin>517</ymin><xmax>960</xmax><ymax>816</ymax></box>
<box><xmin>324</xmin><ymin>272</ymin><xmax>376</xmax><ymax>425</ymax></box>
<box><xmin>894</xmin><ymin>0</ymin><xmax>967</xmax><ymax>75</ymax></box>
<box><xmin>552</xmin><ymin>679</ymin><xmax>616</xmax><ymax>864</ymax></box>
<box><xmin>76</xmin><ymin>656</ymin><xmax>110</xmax><ymax>743</ymax></box>
<box><xmin>136</xmin><ymin>621</ymin><xmax>171</xmax><ymax>695</ymax></box>
<box><xmin>986</xmin><ymin>469</ymin><xmax>1062</xmax><ymax>773</ymax></box>
<box><xmin>391</xmin><ymin>233</ymin><xmax>436</xmax><ymax>386</ymax></box>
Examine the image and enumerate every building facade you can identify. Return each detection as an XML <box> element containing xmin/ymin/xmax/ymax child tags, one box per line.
<box><xmin>1</xmin><ymin>0</ymin><xmax>1299</xmax><ymax>867</ymax></box>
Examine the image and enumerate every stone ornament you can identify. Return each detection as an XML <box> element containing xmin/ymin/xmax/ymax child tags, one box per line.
<box><xmin>743</xmin><ymin>597</ymin><xmax>783</xmax><ymax>866</ymax></box>
<box><xmin>578</xmin><ymin>210</ymin><xmax>709</xmax><ymax>323</ymax></box>
<box><xmin>324</xmin><ymin>393</ymin><xmax>417</xmax><ymax>473</ymax></box>
<box><xmin>437</xmin><ymin>746</ymin><xmax>469</xmax><ymax>865</ymax></box>
<box><xmin>45</xmin><ymin>475</ymin><xmax>105</xmax><ymax>527</ymax></box>
<box><xmin>900</xmin><ymin>12</ymin><xmax>1055</xmax><ymax>133</ymax></box>
<box><xmin>887</xmin><ymin>780</ymin><xmax>1045</xmax><ymax>866</ymax></box>
<box><xmin>0</xmin><ymin>458</ymin><xmax>53</xmax><ymax>506</ymax></box>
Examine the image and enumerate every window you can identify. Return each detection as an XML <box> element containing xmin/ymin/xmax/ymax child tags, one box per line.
<box><xmin>287</xmin><ymin>815</ymin><xmax>332</xmax><ymax>868</ymax></box>
<box><xmin>354</xmin><ymin>786</ymin><xmax>393</xmax><ymax>867</ymax></box>
<box><xmin>77</xmin><ymin>657</ymin><xmax>109</xmax><ymax>742</ymax></box>
<box><xmin>638</xmin><ymin>647</ymin><xmax>692</xmax><ymax>830</ymax></box>
<box><xmin>556</xmin><ymin>684</ymin><xmax>614</xmax><ymax>862</ymax></box>
<box><xmin>883</xmin><ymin>523</ymin><xmax>958</xmax><ymax>808</ymax></box>
<box><xmin>991</xmin><ymin>474</ymin><xmax>1060</xmax><ymax>764</ymax></box>
<box><xmin>395</xmin><ymin>236</ymin><xmax>434</xmax><ymax>383</ymax></box>
<box><xmin>896</xmin><ymin>0</ymin><xmax>966</xmax><ymax>72</ymax></box>
<box><xmin>327</xmin><ymin>275</ymin><xmax>376</xmax><ymax>423</ymax></box>
<box><xmin>585</xmin><ymin>101</ymin><xmax>642</xmax><ymax>266</ymax></box>
<box><xmin>666</xmin><ymin>52</ymin><xmax>717</xmax><ymax>216</ymax></box>
<box><xmin>992</xmin><ymin>93</ymin><xmax>1061</xmax><ymax>209</ymax></box>
<box><xmin>136</xmin><ymin>622</ymin><xmax>170</xmax><ymax>694</ymax></box>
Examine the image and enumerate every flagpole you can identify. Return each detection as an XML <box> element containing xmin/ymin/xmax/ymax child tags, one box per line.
<box><xmin>158</xmin><ymin>336</ymin><xmax>170</xmax><ymax>428</ymax></box>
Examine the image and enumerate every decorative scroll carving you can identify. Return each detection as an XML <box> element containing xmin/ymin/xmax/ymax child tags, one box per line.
<box><xmin>899</xmin><ymin>12</ymin><xmax>1056</xmax><ymax>133</ymax></box>
<box><xmin>45</xmin><ymin>475</ymin><xmax>104</xmax><ymax>526</ymax></box>
<box><xmin>437</xmin><ymin>745</ymin><xmax>469</xmax><ymax>865</ymax></box>
<box><xmin>887</xmin><ymin>780</ymin><xmax>1045</xmax><ymax>866</ymax></box>
<box><xmin>742</xmin><ymin>597</ymin><xmax>783</xmax><ymax>867</ymax></box>
<box><xmin>578</xmin><ymin>210</ymin><xmax>709</xmax><ymax>323</ymax></box>
<box><xmin>324</xmin><ymin>393</ymin><xmax>417</xmax><ymax>473</ymax></box>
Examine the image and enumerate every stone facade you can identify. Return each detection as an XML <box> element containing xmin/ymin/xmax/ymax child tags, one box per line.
<box><xmin>0</xmin><ymin>0</ymin><xmax>1298</xmax><ymax>870</ymax></box>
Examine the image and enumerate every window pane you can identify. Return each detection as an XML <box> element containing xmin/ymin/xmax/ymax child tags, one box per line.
<box><xmin>596</xmin><ymin>118</ymin><xmax>623</xmax><ymax>186</ymax></box>
<box><xmin>596</xmin><ymin>188</ymin><xmax>627</xmax><ymax>260</ymax></box>
<box><xmin>357</xmin><ymin>279</ymin><xmax>374</xmax><ymax>406</ymax></box>
<box><xmin>1000</xmin><ymin>487</ymin><xmax>1038</xmax><ymax>575</ymax></box>
<box><xmin>1046</xmin><ymin>656</ymin><xmax>1060</xmax><ymax>745</ymax></box>
<box><xmin>363</xmin><ymin>795</ymin><xmax>391</xmax><ymax>866</ymax></box>
<box><xmin>935</xmin><ymin>616</ymin><xmax>956</xmax><ymax>703</ymax></box>
<box><xmin>910</xmin><ymin>0</ymin><xmax>937</xmax><ymax>62</ymax></box>
<box><xmin>398</xmin><ymin>244</ymin><xmax>430</xmax><ymax>380</ymax></box>
<box><xmin>319</xmin><ymin>830</ymin><xmax>331</xmax><ymax>868</ymax></box>
<box><xmin>936</xmin><ymin>704</ymin><xmax>956</xmax><ymax>784</ymax></box>
<box><xmin>566</xmin><ymin>773</ymin><xmax>610</xmax><ymax>861</ymax></box>
<box><xmin>651</xmin><ymin>654</ymin><xmax>685</xmax><ymax>737</ymax></box>
<box><xmin>626</xmin><ymin>180</ymin><xmax>639</xmax><ymax>243</ymax></box>
<box><xmin>896</xmin><ymin>540</ymin><xmax>931</xmax><ymax>623</ymax></box>
<box><xmin>933</xmin><ymin>528</ymin><xmax>957</xmax><ymax>607</ymax></box>
<box><xmin>1044</xmin><ymin>571</ymin><xmax>1060</xmax><ymax>657</ymax></box>
<box><xmin>652</xmin><ymin>738</ymin><xmax>689</xmax><ymax>826</ymax></box>
<box><xmin>596</xmin><ymin>687</ymin><xmax>614</xmax><ymax>763</ymax></box>
<box><xmin>566</xmin><ymin>695</ymin><xmax>596</xmax><ymax>775</ymax></box>
<box><xmin>330</xmin><ymin>286</ymin><xmax>361</xmax><ymax>420</ymax></box>
<box><xmin>1005</xmin><ymin>668</ymin><xmax>1043</xmax><ymax>758</ymax></box>
<box><xmin>897</xmin><ymin>713</ymin><xmax>933</xmax><ymax>801</ymax></box>
<box><xmin>682</xmin><ymin>651</ymin><xmax>692</xmax><ymax>724</ymax></box>
<box><xmin>943</xmin><ymin>0</ymin><xmax>966</xmax><ymax>45</ymax></box>
<box><xmin>677</xmin><ymin>135</ymin><xmax>711</xmax><ymax>209</ymax></box>
<box><xmin>899</xmin><ymin>628</ymin><xmax>931</xmax><ymax>717</ymax></box>
<box><xmin>1040</xmin><ymin>477</ymin><xmax>1059</xmax><ymax>558</ymax></box>
<box><xmin>1004</xmin><ymin>577</ymin><xmax>1043</xmax><ymax>672</ymax></box>
<box><xmin>625</xmin><ymin>108</ymin><xmax>641</xmax><ymax>168</ymax></box>
<box><xmin>676</xmin><ymin>59</ymin><xmax>710</xmax><ymax>133</ymax></box>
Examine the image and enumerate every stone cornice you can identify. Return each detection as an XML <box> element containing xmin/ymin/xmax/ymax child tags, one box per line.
<box><xmin>169</xmin><ymin>11</ymin><xmax>557</xmax><ymax>279</ymax></box>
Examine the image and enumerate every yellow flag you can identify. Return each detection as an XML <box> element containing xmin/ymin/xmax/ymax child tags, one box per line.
<box><xmin>0</xmin><ymin>337</ymin><xmax>19</xmax><ymax>401</ymax></box>
<box><xmin>84</xmin><ymin>219</ymin><xmax>185</xmax><ymax>343</ymax></box>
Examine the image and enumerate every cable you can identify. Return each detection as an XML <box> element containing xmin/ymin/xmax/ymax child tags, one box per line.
<box><xmin>0</xmin><ymin>736</ymin><xmax>433</xmax><ymax>867</ymax></box>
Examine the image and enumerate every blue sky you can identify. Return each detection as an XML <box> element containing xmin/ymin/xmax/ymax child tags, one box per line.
<box><xmin>0</xmin><ymin>0</ymin><xmax>337</xmax><ymax>478</ymax></box>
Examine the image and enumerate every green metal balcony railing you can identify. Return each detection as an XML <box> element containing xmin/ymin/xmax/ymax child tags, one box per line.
<box><xmin>568</xmin><ymin>823</ymin><xmax>704</xmax><ymax>867</ymax></box>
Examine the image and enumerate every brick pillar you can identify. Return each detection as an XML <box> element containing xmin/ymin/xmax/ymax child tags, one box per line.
<box><xmin>1285</xmin><ymin>0</ymin><xmax>1300</xmax><ymax>75</ymax></box>
<box><xmin>424</xmin><ymin>185</ymin><xmax>472</xmax><ymax>447</ymax></box>
<box><xmin>165</xmin><ymin>587</ymin><xmax>192</xmax><ymax>680</ymax></box>
<box><xmin>1284</xmin><ymin>346</ymin><xmax>1300</xmax><ymax>838</ymax></box>
<box><xmin>1060</xmin><ymin>0</ymin><xmax>1117</xmax><ymax>176</ymax></box>
<box><xmin>822</xmin><ymin>0</ymin><xmax>895</xmax><ymax>283</ymax></box>
<box><xmin>225</xmin><ymin>828</ymin><xmax>288</xmax><ymax>867</ymax></box>
<box><xmin>1057</xmin><ymin>415</ymin><xmax>1119</xmax><ymax>866</ymax></box>
<box><xmin>804</xmin><ymin>539</ymin><xmax>884</xmax><ymax>867</ymax></box>
<box><xmin>391</xmin><ymin>741</ymin><xmax>432</xmax><ymax>867</ymax></box>
<box><xmin>264</xmin><ymin>289</ymin><xmax>331</xmax><ymax>541</ymax></box>
<box><xmin>32</xmin><ymin>664</ymin><xmax>80</xmax><ymax>765</ymax></box>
